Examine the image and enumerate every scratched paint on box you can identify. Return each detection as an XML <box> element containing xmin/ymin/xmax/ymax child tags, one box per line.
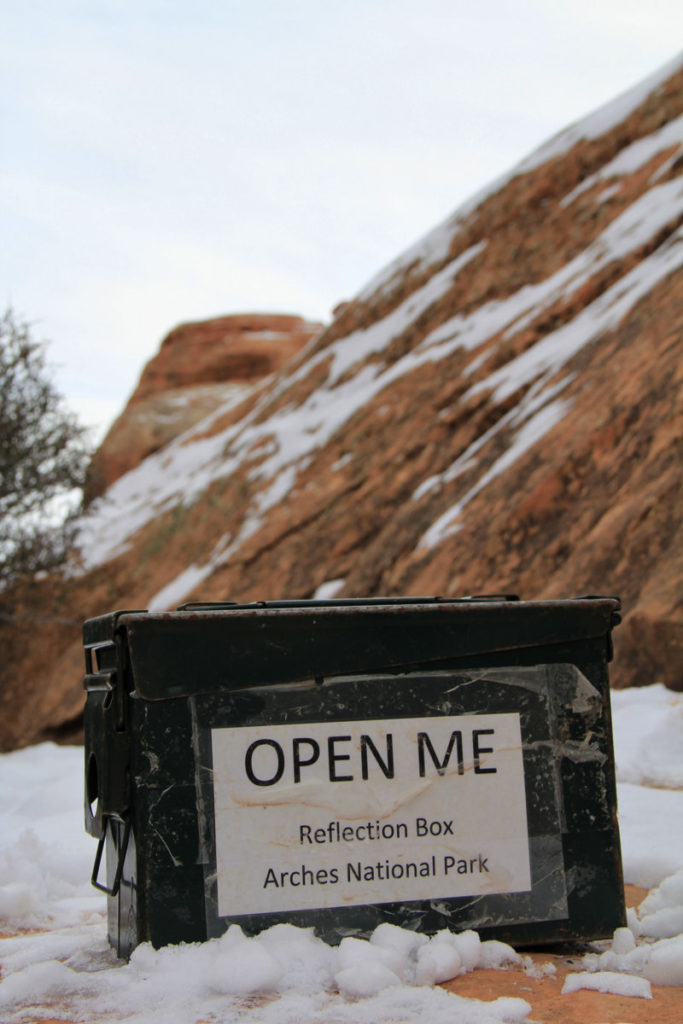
<box><xmin>211</xmin><ymin>713</ymin><xmax>531</xmax><ymax>917</ymax></box>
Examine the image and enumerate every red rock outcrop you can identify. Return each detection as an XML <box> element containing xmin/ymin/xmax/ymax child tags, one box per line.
<box><xmin>1</xmin><ymin>57</ymin><xmax>682</xmax><ymax>750</ymax></box>
<box><xmin>134</xmin><ymin>313</ymin><xmax>321</xmax><ymax>399</ymax></box>
<box><xmin>85</xmin><ymin>314</ymin><xmax>322</xmax><ymax>500</ymax></box>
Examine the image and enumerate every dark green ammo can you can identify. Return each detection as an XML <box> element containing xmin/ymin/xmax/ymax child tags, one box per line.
<box><xmin>83</xmin><ymin>595</ymin><xmax>625</xmax><ymax>959</ymax></box>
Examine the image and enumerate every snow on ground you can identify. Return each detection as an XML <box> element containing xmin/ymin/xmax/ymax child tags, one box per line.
<box><xmin>0</xmin><ymin>684</ymin><xmax>682</xmax><ymax>1022</ymax></box>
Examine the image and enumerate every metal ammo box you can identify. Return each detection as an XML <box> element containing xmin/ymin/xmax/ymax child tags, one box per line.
<box><xmin>83</xmin><ymin>595</ymin><xmax>625</xmax><ymax>958</ymax></box>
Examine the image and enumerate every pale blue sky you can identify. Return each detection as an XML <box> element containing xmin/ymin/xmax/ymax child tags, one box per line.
<box><xmin>2</xmin><ymin>1</ymin><xmax>682</xmax><ymax>439</ymax></box>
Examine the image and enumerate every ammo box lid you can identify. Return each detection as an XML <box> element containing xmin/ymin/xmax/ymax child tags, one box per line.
<box><xmin>84</xmin><ymin>595</ymin><xmax>621</xmax><ymax>701</ymax></box>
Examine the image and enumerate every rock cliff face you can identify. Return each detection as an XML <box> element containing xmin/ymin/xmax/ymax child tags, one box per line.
<box><xmin>85</xmin><ymin>314</ymin><xmax>322</xmax><ymax>499</ymax></box>
<box><xmin>1</xmin><ymin>56</ymin><xmax>682</xmax><ymax>750</ymax></box>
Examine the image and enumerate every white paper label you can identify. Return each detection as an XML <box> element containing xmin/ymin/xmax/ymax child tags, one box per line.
<box><xmin>211</xmin><ymin>713</ymin><xmax>531</xmax><ymax>917</ymax></box>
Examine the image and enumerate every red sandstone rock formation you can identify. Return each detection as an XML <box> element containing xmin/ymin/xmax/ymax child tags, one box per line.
<box><xmin>85</xmin><ymin>314</ymin><xmax>322</xmax><ymax>500</ymax></box>
<box><xmin>1</xmin><ymin>57</ymin><xmax>682</xmax><ymax>750</ymax></box>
